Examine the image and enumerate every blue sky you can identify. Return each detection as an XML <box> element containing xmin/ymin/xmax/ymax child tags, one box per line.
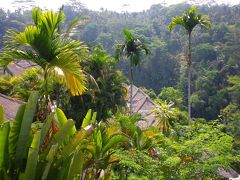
<box><xmin>1</xmin><ymin>0</ymin><xmax>239</xmax><ymax>12</ymax></box>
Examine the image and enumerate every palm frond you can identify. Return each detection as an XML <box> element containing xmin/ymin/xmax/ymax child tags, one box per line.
<box><xmin>0</xmin><ymin>50</ymin><xmax>46</xmax><ymax>68</ymax></box>
<box><xmin>49</xmin><ymin>52</ymin><xmax>87</xmax><ymax>96</ymax></box>
<box><xmin>168</xmin><ymin>16</ymin><xmax>184</xmax><ymax>32</ymax></box>
<box><xmin>122</xmin><ymin>28</ymin><xmax>133</xmax><ymax>42</ymax></box>
<box><xmin>168</xmin><ymin>6</ymin><xmax>211</xmax><ymax>33</ymax></box>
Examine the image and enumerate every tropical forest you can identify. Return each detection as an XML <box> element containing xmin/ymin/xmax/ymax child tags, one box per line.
<box><xmin>0</xmin><ymin>0</ymin><xmax>240</xmax><ymax>179</ymax></box>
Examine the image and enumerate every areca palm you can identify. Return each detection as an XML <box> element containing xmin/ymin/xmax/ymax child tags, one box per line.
<box><xmin>168</xmin><ymin>6</ymin><xmax>211</xmax><ymax>125</ymax></box>
<box><xmin>115</xmin><ymin>28</ymin><xmax>149</xmax><ymax>114</ymax></box>
<box><xmin>0</xmin><ymin>7</ymin><xmax>87</xmax><ymax>110</ymax></box>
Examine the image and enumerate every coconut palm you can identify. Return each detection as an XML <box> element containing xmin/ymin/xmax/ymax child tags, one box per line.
<box><xmin>168</xmin><ymin>6</ymin><xmax>211</xmax><ymax>125</ymax></box>
<box><xmin>0</xmin><ymin>7</ymin><xmax>88</xmax><ymax>110</ymax></box>
<box><xmin>115</xmin><ymin>28</ymin><xmax>149</xmax><ymax>114</ymax></box>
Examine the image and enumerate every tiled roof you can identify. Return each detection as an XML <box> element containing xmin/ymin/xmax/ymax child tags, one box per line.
<box><xmin>218</xmin><ymin>168</ymin><xmax>239</xmax><ymax>179</ymax></box>
<box><xmin>7</xmin><ymin>60</ymin><xmax>38</xmax><ymax>76</ymax></box>
<box><xmin>0</xmin><ymin>93</ymin><xmax>25</xmax><ymax>121</ymax></box>
<box><xmin>126</xmin><ymin>84</ymin><xmax>158</xmax><ymax>128</ymax></box>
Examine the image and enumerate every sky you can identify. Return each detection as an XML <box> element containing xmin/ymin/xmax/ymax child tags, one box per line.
<box><xmin>0</xmin><ymin>0</ymin><xmax>239</xmax><ymax>12</ymax></box>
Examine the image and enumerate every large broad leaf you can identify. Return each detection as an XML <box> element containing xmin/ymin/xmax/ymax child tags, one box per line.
<box><xmin>39</xmin><ymin>113</ymin><xmax>54</xmax><ymax>148</ymax></box>
<box><xmin>60</xmin><ymin>129</ymin><xmax>86</xmax><ymax>157</ymax></box>
<box><xmin>60</xmin><ymin>125</ymin><xmax>94</xmax><ymax>158</ymax></box>
<box><xmin>67</xmin><ymin>150</ymin><xmax>84</xmax><ymax>180</ymax></box>
<box><xmin>102</xmin><ymin>135</ymin><xmax>128</xmax><ymax>154</ymax></box>
<box><xmin>51</xmin><ymin>119</ymin><xmax>75</xmax><ymax>146</ymax></box>
<box><xmin>0</xmin><ymin>123</ymin><xmax>10</xmax><ymax>175</ymax></box>
<box><xmin>15</xmin><ymin>91</ymin><xmax>39</xmax><ymax>167</ymax></box>
<box><xmin>91</xmin><ymin>112</ymin><xmax>97</xmax><ymax>124</ymax></box>
<box><xmin>22</xmin><ymin>130</ymin><xmax>41</xmax><ymax>180</ymax></box>
<box><xmin>55</xmin><ymin>108</ymin><xmax>76</xmax><ymax>135</ymax></box>
<box><xmin>42</xmin><ymin>144</ymin><xmax>58</xmax><ymax>180</ymax></box>
<box><xmin>81</xmin><ymin>109</ymin><xmax>92</xmax><ymax>128</ymax></box>
<box><xmin>8</xmin><ymin>105</ymin><xmax>25</xmax><ymax>161</ymax></box>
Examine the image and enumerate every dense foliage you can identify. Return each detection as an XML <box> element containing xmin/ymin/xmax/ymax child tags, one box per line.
<box><xmin>0</xmin><ymin>2</ymin><xmax>240</xmax><ymax>179</ymax></box>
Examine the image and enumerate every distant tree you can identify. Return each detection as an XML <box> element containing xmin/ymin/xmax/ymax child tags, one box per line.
<box><xmin>158</xmin><ymin>87</ymin><xmax>184</xmax><ymax>108</ymax></box>
<box><xmin>168</xmin><ymin>6</ymin><xmax>211</xmax><ymax>125</ymax></box>
<box><xmin>115</xmin><ymin>28</ymin><xmax>149</xmax><ymax>114</ymax></box>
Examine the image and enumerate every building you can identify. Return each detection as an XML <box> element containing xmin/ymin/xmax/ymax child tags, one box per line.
<box><xmin>126</xmin><ymin>84</ymin><xmax>158</xmax><ymax>128</ymax></box>
<box><xmin>0</xmin><ymin>93</ymin><xmax>25</xmax><ymax>121</ymax></box>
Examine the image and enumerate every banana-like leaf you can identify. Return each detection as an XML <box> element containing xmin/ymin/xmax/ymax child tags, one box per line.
<box><xmin>67</xmin><ymin>150</ymin><xmax>84</xmax><ymax>180</ymax></box>
<box><xmin>61</xmin><ymin>125</ymin><xmax>94</xmax><ymax>158</ymax></box>
<box><xmin>42</xmin><ymin>144</ymin><xmax>58</xmax><ymax>180</ymax></box>
<box><xmin>61</xmin><ymin>129</ymin><xmax>86</xmax><ymax>157</ymax></box>
<box><xmin>94</xmin><ymin>129</ymin><xmax>102</xmax><ymax>157</ymax></box>
<box><xmin>81</xmin><ymin>109</ymin><xmax>92</xmax><ymax>128</ymax></box>
<box><xmin>55</xmin><ymin>108</ymin><xmax>76</xmax><ymax>135</ymax></box>
<box><xmin>40</xmin><ymin>113</ymin><xmax>54</xmax><ymax>148</ymax></box>
<box><xmin>0</xmin><ymin>106</ymin><xmax>3</xmax><ymax>125</ymax></box>
<box><xmin>23</xmin><ymin>130</ymin><xmax>41</xmax><ymax>180</ymax></box>
<box><xmin>51</xmin><ymin>119</ymin><xmax>75</xmax><ymax>146</ymax></box>
<box><xmin>91</xmin><ymin>112</ymin><xmax>97</xmax><ymax>124</ymax></box>
<box><xmin>0</xmin><ymin>123</ymin><xmax>10</xmax><ymax>173</ymax></box>
<box><xmin>102</xmin><ymin>135</ymin><xmax>128</xmax><ymax>154</ymax></box>
<box><xmin>15</xmin><ymin>91</ymin><xmax>39</xmax><ymax>166</ymax></box>
<box><xmin>8</xmin><ymin>105</ymin><xmax>25</xmax><ymax>161</ymax></box>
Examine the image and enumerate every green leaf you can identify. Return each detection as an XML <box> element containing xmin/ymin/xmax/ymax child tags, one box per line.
<box><xmin>81</xmin><ymin>109</ymin><xmax>92</xmax><ymax>128</ymax></box>
<box><xmin>96</xmin><ymin>129</ymin><xmax>103</xmax><ymax>153</ymax></box>
<box><xmin>42</xmin><ymin>144</ymin><xmax>58</xmax><ymax>180</ymax></box>
<box><xmin>15</xmin><ymin>91</ymin><xmax>39</xmax><ymax>167</ymax></box>
<box><xmin>23</xmin><ymin>130</ymin><xmax>41</xmax><ymax>180</ymax></box>
<box><xmin>8</xmin><ymin>105</ymin><xmax>25</xmax><ymax>161</ymax></box>
<box><xmin>0</xmin><ymin>123</ymin><xmax>10</xmax><ymax>172</ymax></box>
<box><xmin>40</xmin><ymin>113</ymin><xmax>54</xmax><ymax>148</ymax></box>
<box><xmin>67</xmin><ymin>150</ymin><xmax>84</xmax><ymax>180</ymax></box>
<box><xmin>91</xmin><ymin>112</ymin><xmax>97</xmax><ymax>124</ymax></box>
<box><xmin>55</xmin><ymin>108</ymin><xmax>76</xmax><ymax>136</ymax></box>
<box><xmin>61</xmin><ymin>129</ymin><xmax>86</xmax><ymax>157</ymax></box>
<box><xmin>102</xmin><ymin>135</ymin><xmax>128</xmax><ymax>154</ymax></box>
<box><xmin>52</xmin><ymin>119</ymin><xmax>75</xmax><ymax>145</ymax></box>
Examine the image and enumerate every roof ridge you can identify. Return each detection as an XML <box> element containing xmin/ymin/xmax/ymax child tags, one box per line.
<box><xmin>0</xmin><ymin>93</ymin><xmax>25</xmax><ymax>104</ymax></box>
<box><xmin>136</xmin><ymin>96</ymin><xmax>147</xmax><ymax>113</ymax></box>
<box><xmin>133</xmin><ymin>85</ymin><xmax>159</xmax><ymax>107</ymax></box>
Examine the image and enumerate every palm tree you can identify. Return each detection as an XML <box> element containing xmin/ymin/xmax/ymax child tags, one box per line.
<box><xmin>115</xmin><ymin>28</ymin><xmax>149</xmax><ymax>114</ymax></box>
<box><xmin>0</xmin><ymin>7</ymin><xmax>87</xmax><ymax>112</ymax></box>
<box><xmin>153</xmin><ymin>100</ymin><xmax>176</xmax><ymax>134</ymax></box>
<box><xmin>168</xmin><ymin>6</ymin><xmax>211</xmax><ymax>125</ymax></box>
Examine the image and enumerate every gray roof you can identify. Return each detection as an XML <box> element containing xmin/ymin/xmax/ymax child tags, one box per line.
<box><xmin>0</xmin><ymin>93</ymin><xmax>25</xmax><ymax>120</ymax></box>
<box><xmin>6</xmin><ymin>60</ymin><xmax>38</xmax><ymax>76</ymax></box>
<box><xmin>126</xmin><ymin>84</ymin><xmax>158</xmax><ymax>128</ymax></box>
<box><xmin>218</xmin><ymin>168</ymin><xmax>239</xmax><ymax>179</ymax></box>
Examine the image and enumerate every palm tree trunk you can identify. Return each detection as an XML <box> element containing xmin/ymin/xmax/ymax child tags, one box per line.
<box><xmin>187</xmin><ymin>32</ymin><xmax>192</xmax><ymax>125</ymax></box>
<box><xmin>130</xmin><ymin>66</ymin><xmax>133</xmax><ymax>115</ymax></box>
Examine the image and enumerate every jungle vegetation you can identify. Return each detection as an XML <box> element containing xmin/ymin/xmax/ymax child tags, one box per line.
<box><xmin>0</xmin><ymin>1</ymin><xmax>240</xmax><ymax>179</ymax></box>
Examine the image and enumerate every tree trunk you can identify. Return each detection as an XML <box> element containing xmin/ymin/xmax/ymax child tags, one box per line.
<box><xmin>187</xmin><ymin>32</ymin><xmax>192</xmax><ymax>125</ymax></box>
<box><xmin>130</xmin><ymin>66</ymin><xmax>134</xmax><ymax>115</ymax></box>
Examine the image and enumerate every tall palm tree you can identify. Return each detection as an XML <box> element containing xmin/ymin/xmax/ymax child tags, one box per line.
<box><xmin>115</xmin><ymin>28</ymin><xmax>149</xmax><ymax>114</ymax></box>
<box><xmin>168</xmin><ymin>6</ymin><xmax>211</xmax><ymax>125</ymax></box>
<box><xmin>0</xmin><ymin>7</ymin><xmax>88</xmax><ymax>109</ymax></box>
